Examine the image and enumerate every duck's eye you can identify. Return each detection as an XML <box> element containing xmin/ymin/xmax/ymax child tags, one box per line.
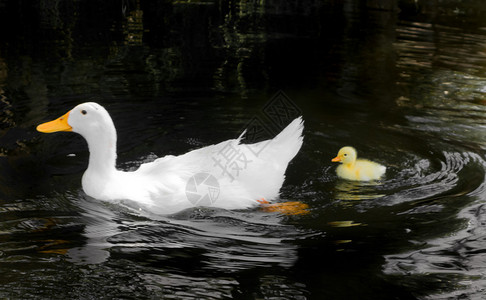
<box><xmin>81</xmin><ymin>110</ymin><xmax>87</xmax><ymax>115</ymax></box>
<box><xmin>343</xmin><ymin>154</ymin><xmax>347</xmax><ymax>156</ymax></box>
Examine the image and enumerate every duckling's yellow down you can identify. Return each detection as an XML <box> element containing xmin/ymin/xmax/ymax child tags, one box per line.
<box><xmin>331</xmin><ymin>146</ymin><xmax>385</xmax><ymax>181</ymax></box>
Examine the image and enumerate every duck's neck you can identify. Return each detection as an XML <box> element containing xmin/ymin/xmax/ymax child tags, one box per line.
<box><xmin>84</xmin><ymin>127</ymin><xmax>118</xmax><ymax>176</ymax></box>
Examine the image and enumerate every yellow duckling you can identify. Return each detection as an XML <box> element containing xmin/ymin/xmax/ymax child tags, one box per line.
<box><xmin>331</xmin><ymin>146</ymin><xmax>386</xmax><ymax>181</ymax></box>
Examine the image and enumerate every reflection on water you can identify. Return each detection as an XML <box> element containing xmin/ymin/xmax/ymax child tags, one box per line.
<box><xmin>124</xmin><ymin>0</ymin><xmax>144</xmax><ymax>46</ymax></box>
<box><xmin>2</xmin><ymin>0</ymin><xmax>486</xmax><ymax>298</ymax></box>
<box><xmin>328</xmin><ymin>220</ymin><xmax>363</xmax><ymax>227</ymax></box>
<box><xmin>334</xmin><ymin>180</ymin><xmax>386</xmax><ymax>202</ymax></box>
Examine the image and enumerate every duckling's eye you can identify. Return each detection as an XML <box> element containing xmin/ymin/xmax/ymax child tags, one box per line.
<box><xmin>343</xmin><ymin>153</ymin><xmax>347</xmax><ymax>156</ymax></box>
<box><xmin>81</xmin><ymin>110</ymin><xmax>87</xmax><ymax>115</ymax></box>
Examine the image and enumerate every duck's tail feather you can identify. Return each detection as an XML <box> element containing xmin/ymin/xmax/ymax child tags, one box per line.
<box><xmin>270</xmin><ymin>116</ymin><xmax>304</xmax><ymax>164</ymax></box>
<box><xmin>233</xmin><ymin>117</ymin><xmax>304</xmax><ymax>201</ymax></box>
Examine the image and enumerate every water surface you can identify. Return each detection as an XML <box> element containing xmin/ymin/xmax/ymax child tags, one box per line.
<box><xmin>2</xmin><ymin>0</ymin><xmax>486</xmax><ymax>299</ymax></box>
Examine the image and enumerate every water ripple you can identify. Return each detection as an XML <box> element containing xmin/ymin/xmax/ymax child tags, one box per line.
<box><xmin>332</xmin><ymin>150</ymin><xmax>485</xmax><ymax>213</ymax></box>
<box><xmin>102</xmin><ymin>207</ymin><xmax>309</xmax><ymax>270</ymax></box>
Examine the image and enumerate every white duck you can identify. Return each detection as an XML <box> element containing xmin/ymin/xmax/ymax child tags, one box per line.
<box><xmin>37</xmin><ymin>102</ymin><xmax>305</xmax><ymax>215</ymax></box>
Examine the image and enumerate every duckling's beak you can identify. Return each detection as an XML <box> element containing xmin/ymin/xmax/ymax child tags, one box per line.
<box><xmin>331</xmin><ymin>155</ymin><xmax>342</xmax><ymax>162</ymax></box>
<box><xmin>37</xmin><ymin>111</ymin><xmax>72</xmax><ymax>133</ymax></box>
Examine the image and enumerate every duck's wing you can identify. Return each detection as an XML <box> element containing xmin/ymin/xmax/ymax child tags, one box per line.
<box><xmin>132</xmin><ymin>137</ymin><xmax>252</xmax><ymax>212</ymax></box>
<box><xmin>134</xmin><ymin>117</ymin><xmax>304</xmax><ymax>211</ymax></box>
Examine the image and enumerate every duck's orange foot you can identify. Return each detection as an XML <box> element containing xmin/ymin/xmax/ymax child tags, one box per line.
<box><xmin>257</xmin><ymin>198</ymin><xmax>270</xmax><ymax>205</ymax></box>
<box><xmin>257</xmin><ymin>198</ymin><xmax>310</xmax><ymax>215</ymax></box>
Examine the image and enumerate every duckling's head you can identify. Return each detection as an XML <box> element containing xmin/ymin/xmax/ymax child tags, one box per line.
<box><xmin>331</xmin><ymin>146</ymin><xmax>357</xmax><ymax>165</ymax></box>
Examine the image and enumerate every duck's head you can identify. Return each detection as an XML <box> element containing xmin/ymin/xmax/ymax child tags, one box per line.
<box><xmin>37</xmin><ymin>102</ymin><xmax>115</xmax><ymax>141</ymax></box>
<box><xmin>331</xmin><ymin>146</ymin><xmax>357</xmax><ymax>165</ymax></box>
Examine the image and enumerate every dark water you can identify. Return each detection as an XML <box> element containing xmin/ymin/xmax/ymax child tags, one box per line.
<box><xmin>2</xmin><ymin>0</ymin><xmax>486</xmax><ymax>298</ymax></box>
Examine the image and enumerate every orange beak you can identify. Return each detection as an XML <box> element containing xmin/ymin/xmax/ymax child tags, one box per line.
<box><xmin>36</xmin><ymin>111</ymin><xmax>72</xmax><ymax>133</ymax></box>
<box><xmin>331</xmin><ymin>155</ymin><xmax>342</xmax><ymax>162</ymax></box>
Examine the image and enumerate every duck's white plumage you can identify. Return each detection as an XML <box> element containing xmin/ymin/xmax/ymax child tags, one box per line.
<box><xmin>37</xmin><ymin>102</ymin><xmax>304</xmax><ymax>214</ymax></box>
